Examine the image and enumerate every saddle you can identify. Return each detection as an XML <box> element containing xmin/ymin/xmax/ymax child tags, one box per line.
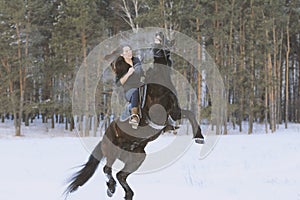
<box><xmin>119</xmin><ymin>85</ymin><xmax>179</xmax><ymax>132</ymax></box>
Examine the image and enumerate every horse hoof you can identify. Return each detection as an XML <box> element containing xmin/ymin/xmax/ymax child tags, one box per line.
<box><xmin>107</xmin><ymin>189</ymin><xmax>114</xmax><ymax>197</ymax></box>
<box><xmin>195</xmin><ymin>138</ymin><xmax>205</xmax><ymax>144</ymax></box>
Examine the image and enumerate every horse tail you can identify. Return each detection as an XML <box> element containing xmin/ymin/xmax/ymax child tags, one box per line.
<box><xmin>64</xmin><ymin>141</ymin><xmax>103</xmax><ymax>197</ymax></box>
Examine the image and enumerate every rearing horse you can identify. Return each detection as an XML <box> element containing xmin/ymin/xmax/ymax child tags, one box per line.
<box><xmin>64</xmin><ymin>40</ymin><xmax>205</xmax><ymax>200</ymax></box>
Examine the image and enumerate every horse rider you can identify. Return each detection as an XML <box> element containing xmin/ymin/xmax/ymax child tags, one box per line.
<box><xmin>112</xmin><ymin>45</ymin><xmax>144</xmax><ymax>129</ymax></box>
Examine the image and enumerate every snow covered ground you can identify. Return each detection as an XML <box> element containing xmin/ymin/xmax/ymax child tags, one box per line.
<box><xmin>0</xmin><ymin>121</ymin><xmax>300</xmax><ymax>200</ymax></box>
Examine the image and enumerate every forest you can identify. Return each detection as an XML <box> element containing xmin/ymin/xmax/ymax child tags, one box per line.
<box><xmin>0</xmin><ymin>0</ymin><xmax>299</xmax><ymax>136</ymax></box>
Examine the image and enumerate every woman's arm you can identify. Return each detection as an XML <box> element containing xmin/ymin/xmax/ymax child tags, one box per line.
<box><xmin>120</xmin><ymin>67</ymin><xmax>134</xmax><ymax>85</ymax></box>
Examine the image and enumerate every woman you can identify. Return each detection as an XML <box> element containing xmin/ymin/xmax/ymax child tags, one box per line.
<box><xmin>113</xmin><ymin>45</ymin><xmax>144</xmax><ymax>129</ymax></box>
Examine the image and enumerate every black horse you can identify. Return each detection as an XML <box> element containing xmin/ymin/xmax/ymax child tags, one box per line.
<box><xmin>64</xmin><ymin>37</ymin><xmax>204</xmax><ymax>200</ymax></box>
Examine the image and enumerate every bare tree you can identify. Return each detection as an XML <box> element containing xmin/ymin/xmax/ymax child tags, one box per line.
<box><xmin>118</xmin><ymin>0</ymin><xmax>142</xmax><ymax>32</ymax></box>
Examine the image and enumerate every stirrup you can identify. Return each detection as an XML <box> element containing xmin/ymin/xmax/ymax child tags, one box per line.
<box><xmin>129</xmin><ymin>114</ymin><xmax>140</xmax><ymax>129</ymax></box>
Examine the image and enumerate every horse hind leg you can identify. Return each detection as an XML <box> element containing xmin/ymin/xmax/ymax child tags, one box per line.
<box><xmin>117</xmin><ymin>153</ymin><xmax>146</xmax><ymax>200</ymax></box>
<box><xmin>116</xmin><ymin>171</ymin><xmax>134</xmax><ymax>200</ymax></box>
<box><xmin>103</xmin><ymin>165</ymin><xmax>116</xmax><ymax>197</ymax></box>
<box><xmin>101</xmin><ymin>130</ymin><xmax>119</xmax><ymax>197</ymax></box>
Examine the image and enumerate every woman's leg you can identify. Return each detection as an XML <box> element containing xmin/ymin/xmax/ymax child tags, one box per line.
<box><xmin>130</xmin><ymin>89</ymin><xmax>139</xmax><ymax>108</ymax></box>
<box><xmin>129</xmin><ymin>89</ymin><xmax>140</xmax><ymax>129</ymax></box>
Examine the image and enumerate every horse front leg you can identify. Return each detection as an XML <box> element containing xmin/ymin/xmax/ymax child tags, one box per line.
<box><xmin>181</xmin><ymin>109</ymin><xmax>205</xmax><ymax>144</ymax></box>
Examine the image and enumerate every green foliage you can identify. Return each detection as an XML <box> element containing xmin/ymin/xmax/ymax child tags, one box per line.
<box><xmin>0</xmin><ymin>0</ymin><xmax>300</xmax><ymax>133</ymax></box>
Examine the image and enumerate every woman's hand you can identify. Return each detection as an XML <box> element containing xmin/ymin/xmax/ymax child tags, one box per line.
<box><xmin>154</xmin><ymin>37</ymin><xmax>161</xmax><ymax>44</ymax></box>
<box><xmin>127</xmin><ymin>67</ymin><xmax>135</xmax><ymax>75</ymax></box>
<box><xmin>120</xmin><ymin>67</ymin><xmax>134</xmax><ymax>85</ymax></box>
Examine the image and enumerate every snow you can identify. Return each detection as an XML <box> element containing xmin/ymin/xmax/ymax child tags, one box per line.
<box><xmin>0</xmin><ymin>121</ymin><xmax>300</xmax><ymax>200</ymax></box>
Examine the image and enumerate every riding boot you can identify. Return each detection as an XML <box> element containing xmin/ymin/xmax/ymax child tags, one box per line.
<box><xmin>129</xmin><ymin>107</ymin><xmax>140</xmax><ymax>129</ymax></box>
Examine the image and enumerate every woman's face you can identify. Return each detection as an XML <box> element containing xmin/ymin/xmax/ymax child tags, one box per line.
<box><xmin>121</xmin><ymin>46</ymin><xmax>132</xmax><ymax>59</ymax></box>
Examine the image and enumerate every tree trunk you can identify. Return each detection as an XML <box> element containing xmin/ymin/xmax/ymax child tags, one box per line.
<box><xmin>291</xmin><ymin>54</ymin><xmax>295</xmax><ymax>122</ymax></box>
<box><xmin>196</xmin><ymin>17</ymin><xmax>202</xmax><ymax>122</ymax></box>
<box><xmin>224</xmin><ymin>0</ymin><xmax>235</xmax><ymax>135</ymax></box>
<box><xmin>248</xmin><ymin>0</ymin><xmax>255</xmax><ymax>135</ymax></box>
<box><xmin>51</xmin><ymin>113</ymin><xmax>55</xmax><ymax>129</ymax></box>
<box><xmin>238</xmin><ymin>16</ymin><xmax>245</xmax><ymax>133</ymax></box>
<box><xmin>267</xmin><ymin>51</ymin><xmax>275</xmax><ymax>132</ymax></box>
<box><xmin>15</xmin><ymin>20</ymin><xmax>23</xmax><ymax>137</ymax></box>
<box><xmin>65</xmin><ymin>116</ymin><xmax>68</xmax><ymax>130</ymax></box>
<box><xmin>285</xmin><ymin>21</ymin><xmax>290</xmax><ymax>128</ymax></box>
<box><xmin>24</xmin><ymin>113</ymin><xmax>30</xmax><ymax>126</ymax></box>
<box><xmin>264</xmin><ymin>26</ymin><xmax>275</xmax><ymax>133</ymax></box>
<box><xmin>270</xmin><ymin>18</ymin><xmax>276</xmax><ymax>132</ymax></box>
<box><xmin>82</xmin><ymin>31</ymin><xmax>89</xmax><ymax>137</ymax></box>
<box><xmin>213</xmin><ymin>1</ymin><xmax>222</xmax><ymax>134</ymax></box>
<box><xmin>93</xmin><ymin>115</ymin><xmax>98</xmax><ymax>137</ymax></box>
<box><xmin>298</xmin><ymin>40</ymin><xmax>300</xmax><ymax>122</ymax></box>
<box><xmin>278</xmin><ymin>29</ymin><xmax>284</xmax><ymax>123</ymax></box>
<box><xmin>70</xmin><ymin>116</ymin><xmax>75</xmax><ymax>132</ymax></box>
